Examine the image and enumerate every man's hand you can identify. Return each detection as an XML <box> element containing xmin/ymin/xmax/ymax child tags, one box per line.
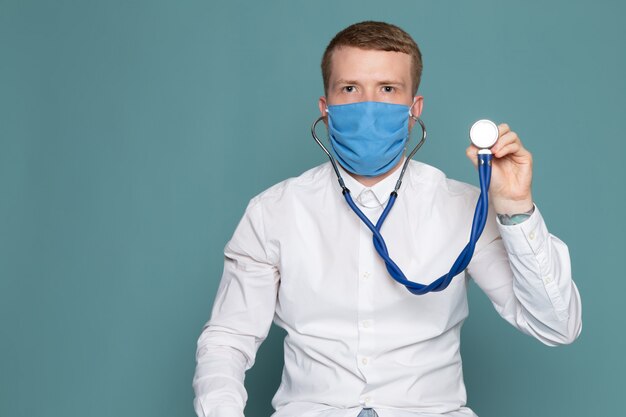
<box><xmin>465</xmin><ymin>123</ymin><xmax>534</xmax><ymax>215</ymax></box>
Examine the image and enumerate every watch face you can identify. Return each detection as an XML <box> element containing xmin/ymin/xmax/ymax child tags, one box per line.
<box><xmin>470</xmin><ymin>119</ymin><xmax>499</xmax><ymax>149</ymax></box>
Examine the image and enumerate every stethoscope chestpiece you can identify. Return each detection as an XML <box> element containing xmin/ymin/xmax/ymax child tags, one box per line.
<box><xmin>469</xmin><ymin>119</ymin><xmax>499</xmax><ymax>152</ymax></box>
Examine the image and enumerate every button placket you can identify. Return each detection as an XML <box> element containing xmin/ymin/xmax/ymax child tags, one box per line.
<box><xmin>357</xmin><ymin>205</ymin><xmax>379</xmax><ymax>380</ymax></box>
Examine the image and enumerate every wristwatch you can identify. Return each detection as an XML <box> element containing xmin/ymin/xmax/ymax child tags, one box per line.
<box><xmin>497</xmin><ymin>205</ymin><xmax>536</xmax><ymax>225</ymax></box>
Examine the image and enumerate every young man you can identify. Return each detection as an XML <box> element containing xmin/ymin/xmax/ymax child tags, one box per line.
<box><xmin>192</xmin><ymin>21</ymin><xmax>582</xmax><ymax>417</ymax></box>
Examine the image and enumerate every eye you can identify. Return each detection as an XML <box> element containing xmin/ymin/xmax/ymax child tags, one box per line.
<box><xmin>342</xmin><ymin>86</ymin><xmax>356</xmax><ymax>93</ymax></box>
<box><xmin>382</xmin><ymin>86</ymin><xmax>395</xmax><ymax>93</ymax></box>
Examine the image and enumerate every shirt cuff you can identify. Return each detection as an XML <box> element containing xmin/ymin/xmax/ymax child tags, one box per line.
<box><xmin>496</xmin><ymin>203</ymin><xmax>545</xmax><ymax>256</ymax></box>
<box><xmin>194</xmin><ymin>402</ymin><xmax>244</xmax><ymax>417</ymax></box>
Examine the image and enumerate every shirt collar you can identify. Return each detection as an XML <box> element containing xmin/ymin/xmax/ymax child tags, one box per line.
<box><xmin>336</xmin><ymin>158</ymin><xmax>406</xmax><ymax>208</ymax></box>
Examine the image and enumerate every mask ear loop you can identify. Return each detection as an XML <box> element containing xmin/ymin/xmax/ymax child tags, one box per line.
<box><xmin>311</xmin><ymin>115</ymin><xmax>349</xmax><ymax>193</ymax></box>
<box><xmin>394</xmin><ymin>112</ymin><xmax>426</xmax><ymax>193</ymax></box>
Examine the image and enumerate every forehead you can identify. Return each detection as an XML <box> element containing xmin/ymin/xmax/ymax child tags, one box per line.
<box><xmin>328</xmin><ymin>46</ymin><xmax>412</xmax><ymax>84</ymax></box>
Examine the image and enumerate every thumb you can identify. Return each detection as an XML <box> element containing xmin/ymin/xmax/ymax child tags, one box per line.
<box><xmin>465</xmin><ymin>145</ymin><xmax>479</xmax><ymax>169</ymax></box>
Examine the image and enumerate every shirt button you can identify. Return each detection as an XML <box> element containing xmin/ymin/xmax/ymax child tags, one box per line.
<box><xmin>361</xmin><ymin>357</ymin><xmax>369</xmax><ymax>365</ymax></box>
<box><xmin>543</xmin><ymin>275</ymin><xmax>553</xmax><ymax>284</ymax></box>
<box><xmin>362</xmin><ymin>272</ymin><xmax>370</xmax><ymax>280</ymax></box>
<box><xmin>365</xmin><ymin>396</ymin><xmax>371</xmax><ymax>403</ymax></box>
<box><xmin>529</xmin><ymin>230</ymin><xmax>536</xmax><ymax>240</ymax></box>
<box><xmin>361</xmin><ymin>320</ymin><xmax>371</xmax><ymax>328</ymax></box>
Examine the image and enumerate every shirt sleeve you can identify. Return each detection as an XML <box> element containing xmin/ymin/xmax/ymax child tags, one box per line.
<box><xmin>466</xmin><ymin>203</ymin><xmax>582</xmax><ymax>346</ymax></box>
<box><xmin>192</xmin><ymin>198</ymin><xmax>280</xmax><ymax>417</ymax></box>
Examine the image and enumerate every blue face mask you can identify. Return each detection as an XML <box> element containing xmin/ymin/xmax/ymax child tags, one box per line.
<box><xmin>326</xmin><ymin>101</ymin><xmax>411</xmax><ymax>177</ymax></box>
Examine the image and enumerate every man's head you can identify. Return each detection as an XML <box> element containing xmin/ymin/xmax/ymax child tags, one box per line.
<box><xmin>318</xmin><ymin>21</ymin><xmax>424</xmax><ymax>121</ymax></box>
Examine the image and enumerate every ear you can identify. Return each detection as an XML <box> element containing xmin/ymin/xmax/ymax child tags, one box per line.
<box><xmin>410</xmin><ymin>95</ymin><xmax>424</xmax><ymax>118</ymax></box>
<box><xmin>318</xmin><ymin>96</ymin><xmax>328</xmax><ymax>117</ymax></box>
<box><xmin>408</xmin><ymin>95</ymin><xmax>424</xmax><ymax>130</ymax></box>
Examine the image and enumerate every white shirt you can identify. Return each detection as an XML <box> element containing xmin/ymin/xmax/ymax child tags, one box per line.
<box><xmin>192</xmin><ymin>159</ymin><xmax>582</xmax><ymax>417</ymax></box>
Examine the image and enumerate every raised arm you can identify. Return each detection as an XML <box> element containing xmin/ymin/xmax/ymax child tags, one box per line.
<box><xmin>465</xmin><ymin>122</ymin><xmax>581</xmax><ymax>345</ymax></box>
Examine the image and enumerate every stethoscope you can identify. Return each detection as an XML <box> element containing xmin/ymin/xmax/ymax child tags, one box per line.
<box><xmin>311</xmin><ymin>113</ymin><xmax>499</xmax><ymax>295</ymax></box>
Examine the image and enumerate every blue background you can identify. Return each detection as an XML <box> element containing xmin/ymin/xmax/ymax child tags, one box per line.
<box><xmin>1</xmin><ymin>1</ymin><xmax>624</xmax><ymax>416</ymax></box>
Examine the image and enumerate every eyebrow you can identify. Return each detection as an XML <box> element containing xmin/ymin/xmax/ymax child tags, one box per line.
<box><xmin>377</xmin><ymin>80</ymin><xmax>406</xmax><ymax>86</ymax></box>
<box><xmin>334</xmin><ymin>79</ymin><xmax>361</xmax><ymax>85</ymax></box>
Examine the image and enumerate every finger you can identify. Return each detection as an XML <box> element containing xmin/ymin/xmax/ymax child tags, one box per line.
<box><xmin>492</xmin><ymin>131</ymin><xmax>519</xmax><ymax>154</ymax></box>
<box><xmin>465</xmin><ymin>145</ymin><xmax>479</xmax><ymax>168</ymax></box>
<box><xmin>493</xmin><ymin>141</ymin><xmax>525</xmax><ymax>159</ymax></box>
<box><xmin>498</xmin><ymin>123</ymin><xmax>511</xmax><ymax>137</ymax></box>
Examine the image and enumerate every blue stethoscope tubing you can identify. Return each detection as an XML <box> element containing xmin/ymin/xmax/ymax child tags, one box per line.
<box><xmin>311</xmin><ymin>115</ymin><xmax>493</xmax><ymax>295</ymax></box>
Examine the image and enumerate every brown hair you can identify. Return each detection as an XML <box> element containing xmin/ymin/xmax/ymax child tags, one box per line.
<box><xmin>321</xmin><ymin>21</ymin><xmax>423</xmax><ymax>95</ymax></box>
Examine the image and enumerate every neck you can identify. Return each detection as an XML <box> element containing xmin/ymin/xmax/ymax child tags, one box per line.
<box><xmin>346</xmin><ymin>156</ymin><xmax>406</xmax><ymax>187</ymax></box>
